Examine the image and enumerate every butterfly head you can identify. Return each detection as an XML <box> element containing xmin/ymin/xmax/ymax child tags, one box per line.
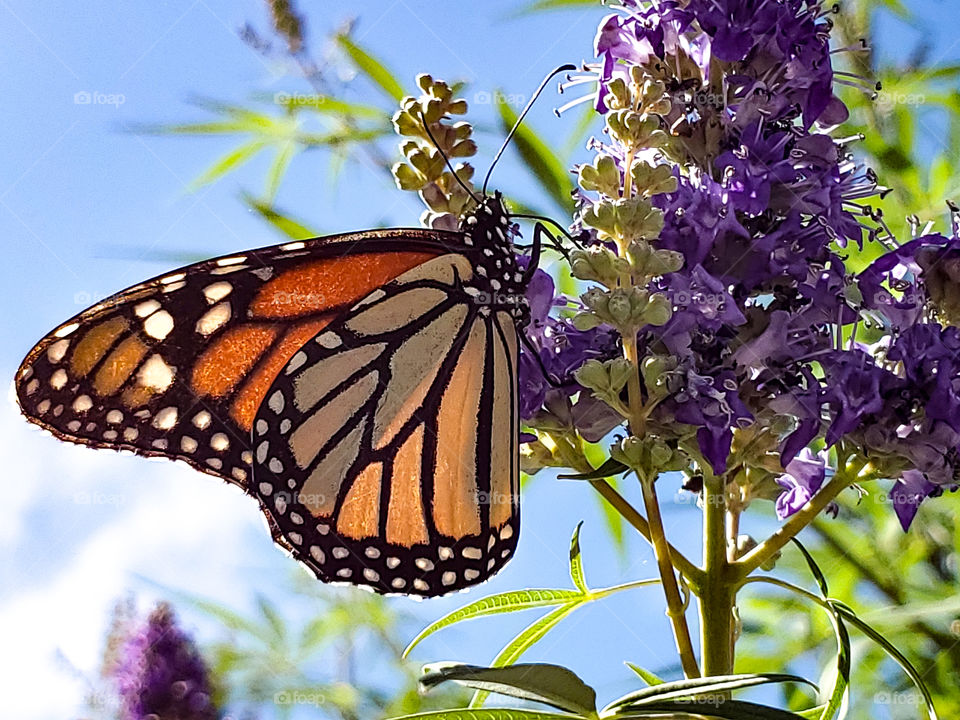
<box><xmin>459</xmin><ymin>192</ymin><xmax>529</xmax><ymax>322</ymax></box>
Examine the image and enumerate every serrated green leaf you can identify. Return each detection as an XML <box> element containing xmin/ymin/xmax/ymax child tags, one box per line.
<box><xmin>624</xmin><ymin>662</ymin><xmax>664</xmax><ymax>687</ymax></box>
<box><xmin>470</xmin><ymin>603</ymin><xmax>581</xmax><ymax>708</ymax></box>
<box><xmin>387</xmin><ymin>710</ymin><xmax>582</xmax><ymax>720</ymax></box>
<box><xmin>403</xmin><ymin>589</ymin><xmax>583</xmax><ymax>658</ymax></box>
<box><xmin>568</xmin><ymin>522</ymin><xmax>588</xmax><ymax>593</ymax></box>
<box><xmin>495</xmin><ymin>97</ymin><xmax>575</xmax><ymax>214</ymax></box>
<box><xmin>603</xmin><ymin>674</ymin><xmax>816</xmax><ymax>713</ymax></box>
<box><xmin>189</xmin><ymin>140</ymin><xmax>266</xmax><ymax>189</ymax></box>
<box><xmin>337</xmin><ymin>34</ymin><xmax>405</xmax><ymax>102</ymax></box>
<box><xmin>421</xmin><ymin>663</ymin><xmax>596</xmax><ymax>716</ymax></box>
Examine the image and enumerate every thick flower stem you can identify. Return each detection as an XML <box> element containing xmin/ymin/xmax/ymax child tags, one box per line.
<box><xmin>588</xmin><ymin>479</ymin><xmax>704</xmax><ymax>589</ymax></box>
<box><xmin>734</xmin><ymin>471</ymin><xmax>851</xmax><ymax>579</ymax></box>
<box><xmin>699</xmin><ymin>475</ymin><xmax>735</xmax><ymax>676</ymax></box>
<box><xmin>639</xmin><ymin>475</ymin><xmax>701</xmax><ymax>679</ymax></box>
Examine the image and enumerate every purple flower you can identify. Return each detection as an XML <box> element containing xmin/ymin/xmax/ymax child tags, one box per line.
<box><xmin>113</xmin><ymin>604</ymin><xmax>217</xmax><ymax>720</ymax></box>
<box><xmin>519</xmin><ymin>267</ymin><xmax>620</xmax><ymax>424</ymax></box>
<box><xmin>775</xmin><ymin>448</ymin><xmax>826</xmax><ymax>519</ymax></box>
<box><xmin>891</xmin><ymin>470</ymin><xmax>938</xmax><ymax>531</ymax></box>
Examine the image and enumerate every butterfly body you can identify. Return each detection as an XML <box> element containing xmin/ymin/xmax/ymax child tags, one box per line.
<box><xmin>16</xmin><ymin>194</ymin><xmax>527</xmax><ymax>596</ymax></box>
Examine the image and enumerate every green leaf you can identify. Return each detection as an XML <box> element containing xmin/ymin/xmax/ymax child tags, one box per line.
<box><xmin>603</xmin><ymin>674</ymin><xmax>816</xmax><ymax>713</ymax></box>
<box><xmin>568</xmin><ymin>522</ymin><xmax>588</xmax><ymax>593</ymax></box>
<box><xmin>495</xmin><ymin>97</ymin><xmax>575</xmax><ymax>214</ymax></box>
<box><xmin>256</xmin><ymin>594</ymin><xmax>286</xmax><ymax>643</ymax></box>
<box><xmin>403</xmin><ymin>589</ymin><xmax>582</xmax><ymax>658</ymax></box>
<box><xmin>189</xmin><ymin>140</ymin><xmax>266</xmax><ymax>189</ymax></box>
<box><xmin>242</xmin><ymin>194</ymin><xmax>320</xmax><ymax>239</ymax></box>
<box><xmin>789</xmin><ymin>540</ymin><xmax>849</xmax><ymax>720</ymax></box>
<box><xmin>470</xmin><ymin>603</ymin><xmax>581</xmax><ymax>708</ymax></box>
<box><xmin>614</xmin><ymin>698</ymin><xmax>814</xmax><ymax>720</ymax></box>
<box><xmin>336</xmin><ymin>34</ymin><xmax>405</xmax><ymax>102</ymax></box>
<box><xmin>558</xmin><ymin>458</ymin><xmax>630</xmax><ymax>481</ymax></box>
<box><xmin>624</xmin><ymin>662</ymin><xmax>664</xmax><ymax>687</ymax></box>
<box><xmin>265</xmin><ymin>140</ymin><xmax>297</xmax><ymax>201</ymax></box>
<box><xmin>831</xmin><ymin>604</ymin><xmax>939</xmax><ymax>719</ymax></box>
<box><xmin>514</xmin><ymin>0</ymin><xmax>599</xmax><ymax>14</ymax></box>
<box><xmin>263</xmin><ymin>91</ymin><xmax>386</xmax><ymax>119</ymax></box>
<box><xmin>421</xmin><ymin>663</ymin><xmax>596</xmax><ymax>716</ymax></box>
<box><xmin>387</xmin><ymin>710</ymin><xmax>581</xmax><ymax>720</ymax></box>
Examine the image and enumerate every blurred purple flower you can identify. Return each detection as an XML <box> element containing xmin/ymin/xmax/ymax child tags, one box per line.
<box><xmin>891</xmin><ymin>470</ymin><xmax>938</xmax><ymax>531</ymax></box>
<box><xmin>775</xmin><ymin>448</ymin><xmax>826</xmax><ymax>519</ymax></box>
<box><xmin>113</xmin><ymin>603</ymin><xmax>217</xmax><ymax>720</ymax></box>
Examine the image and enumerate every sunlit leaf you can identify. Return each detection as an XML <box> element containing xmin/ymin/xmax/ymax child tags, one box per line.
<box><xmin>189</xmin><ymin>140</ymin><xmax>266</xmax><ymax>189</ymax></box>
<box><xmin>403</xmin><ymin>589</ymin><xmax>582</xmax><ymax>658</ymax></box>
<box><xmin>337</xmin><ymin>34</ymin><xmax>405</xmax><ymax>102</ymax></box>
<box><xmin>265</xmin><ymin>140</ymin><xmax>297</xmax><ymax>201</ymax></box>
<box><xmin>568</xmin><ymin>522</ymin><xmax>588</xmax><ymax>593</ymax></box>
<box><xmin>624</xmin><ymin>662</ymin><xmax>664</xmax><ymax>687</ymax></box>
<box><xmin>470</xmin><ymin>603</ymin><xmax>581</xmax><ymax>708</ymax></box>
<box><xmin>421</xmin><ymin>663</ymin><xmax>596</xmax><ymax>716</ymax></box>
<box><xmin>387</xmin><ymin>710</ymin><xmax>581</xmax><ymax>720</ymax></box>
<box><xmin>603</xmin><ymin>674</ymin><xmax>816</xmax><ymax>713</ymax></box>
<box><xmin>242</xmin><ymin>193</ymin><xmax>320</xmax><ymax>239</ymax></box>
<box><xmin>495</xmin><ymin>97</ymin><xmax>575</xmax><ymax>214</ymax></box>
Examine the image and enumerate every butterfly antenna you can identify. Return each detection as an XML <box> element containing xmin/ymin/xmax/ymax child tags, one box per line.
<box><xmin>418</xmin><ymin>110</ymin><xmax>482</xmax><ymax>205</ymax></box>
<box><xmin>481</xmin><ymin>63</ymin><xmax>577</xmax><ymax>196</ymax></box>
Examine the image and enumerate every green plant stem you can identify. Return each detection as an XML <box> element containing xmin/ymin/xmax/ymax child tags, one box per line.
<box><xmin>587</xmin><ymin>478</ymin><xmax>703</xmax><ymax>589</ymax></box>
<box><xmin>699</xmin><ymin>475</ymin><xmax>735</xmax><ymax>676</ymax></box>
<box><xmin>639</xmin><ymin>475</ymin><xmax>702</xmax><ymax>679</ymax></box>
<box><xmin>733</xmin><ymin>471</ymin><xmax>852</xmax><ymax>579</ymax></box>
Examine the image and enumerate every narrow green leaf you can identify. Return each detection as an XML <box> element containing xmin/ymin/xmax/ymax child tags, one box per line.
<box><xmin>616</xmin><ymin>698</ymin><xmax>814</xmax><ymax>720</ymax></box>
<box><xmin>403</xmin><ymin>589</ymin><xmax>582</xmax><ymax>658</ymax></box>
<box><xmin>387</xmin><ymin>710</ymin><xmax>581</xmax><ymax>720</ymax></box>
<box><xmin>624</xmin><ymin>662</ymin><xmax>664</xmax><ymax>687</ymax></box>
<box><xmin>795</xmin><ymin>705</ymin><xmax>828</xmax><ymax>720</ymax></box>
<box><xmin>421</xmin><ymin>663</ymin><xmax>596</xmax><ymax>716</ymax></box>
<box><xmin>470</xmin><ymin>603</ymin><xmax>582</xmax><ymax>708</ymax></box>
<box><xmin>495</xmin><ymin>98</ymin><xmax>575</xmax><ymax>214</ymax></box>
<box><xmin>337</xmin><ymin>34</ymin><xmax>405</xmax><ymax>102</ymax></box>
<box><xmin>262</xmin><ymin>91</ymin><xmax>386</xmax><ymax>119</ymax></box>
<box><xmin>514</xmin><ymin>0</ymin><xmax>598</xmax><ymax>15</ymax></box>
<box><xmin>830</xmin><ymin>604</ymin><xmax>939</xmax><ymax>719</ymax></box>
<box><xmin>568</xmin><ymin>522</ymin><xmax>588</xmax><ymax>593</ymax></box>
<box><xmin>189</xmin><ymin>140</ymin><xmax>266</xmax><ymax>189</ymax></box>
<box><xmin>558</xmin><ymin>458</ymin><xmax>630</xmax><ymax>481</ymax></box>
<box><xmin>242</xmin><ymin>193</ymin><xmax>320</xmax><ymax>239</ymax></box>
<box><xmin>603</xmin><ymin>674</ymin><xmax>816</xmax><ymax>712</ymax></box>
<box><xmin>256</xmin><ymin>594</ymin><xmax>286</xmax><ymax>643</ymax></box>
<box><xmin>265</xmin><ymin>140</ymin><xmax>297</xmax><ymax>201</ymax></box>
<box><xmin>786</xmin><ymin>542</ymin><xmax>849</xmax><ymax>720</ymax></box>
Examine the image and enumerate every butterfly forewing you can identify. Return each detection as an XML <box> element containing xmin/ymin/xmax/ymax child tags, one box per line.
<box><xmin>252</xmin><ymin>253</ymin><xmax>520</xmax><ymax>596</ymax></box>
<box><xmin>14</xmin><ymin>230</ymin><xmax>456</xmax><ymax>487</ymax></box>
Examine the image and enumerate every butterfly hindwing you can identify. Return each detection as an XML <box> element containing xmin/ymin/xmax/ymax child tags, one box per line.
<box><xmin>14</xmin><ymin>230</ymin><xmax>458</xmax><ymax>487</ymax></box>
<box><xmin>252</xmin><ymin>253</ymin><xmax>521</xmax><ymax>596</ymax></box>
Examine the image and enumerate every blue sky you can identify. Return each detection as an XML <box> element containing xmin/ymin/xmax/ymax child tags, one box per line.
<box><xmin>2</xmin><ymin>1</ymin><xmax>959</xmax><ymax>718</ymax></box>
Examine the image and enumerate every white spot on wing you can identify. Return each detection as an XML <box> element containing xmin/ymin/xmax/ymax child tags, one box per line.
<box><xmin>72</xmin><ymin>395</ymin><xmax>93</xmax><ymax>413</ymax></box>
<box><xmin>139</xmin><ymin>355</ymin><xmax>175</xmax><ymax>391</ymax></box>
<box><xmin>134</xmin><ymin>300</ymin><xmax>161</xmax><ymax>317</ymax></box>
<box><xmin>50</xmin><ymin>369</ymin><xmax>68</xmax><ymax>390</ymax></box>
<box><xmin>195</xmin><ymin>303</ymin><xmax>231</xmax><ymax>335</ymax></box>
<box><xmin>203</xmin><ymin>281</ymin><xmax>232</xmax><ymax>303</ymax></box>
<box><xmin>54</xmin><ymin>323</ymin><xmax>79</xmax><ymax>338</ymax></box>
<box><xmin>153</xmin><ymin>407</ymin><xmax>178</xmax><ymax>430</ymax></box>
<box><xmin>144</xmin><ymin>311</ymin><xmax>174</xmax><ymax>340</ymax></box>
<box><xmin>47</xmin><ymin>339</ymin><xmax>70</xmax><ymax>364</ymax></box>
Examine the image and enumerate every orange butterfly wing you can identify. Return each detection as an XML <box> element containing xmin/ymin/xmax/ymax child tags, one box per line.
<box><xmin>14</xmin><ymin>230</ymin><xmax>457</xmax><ymax>487</ymax></box>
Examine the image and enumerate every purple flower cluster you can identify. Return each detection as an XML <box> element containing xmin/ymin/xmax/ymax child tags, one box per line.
<box><xmin>515</xmin><ymin>0</ymin><xmax>960</xmax><ymax>528</ymax></box>
<box><xmin>112</xmin><ymin>603</ymin><xmax>218</xmax><ymax>720</ymax></box>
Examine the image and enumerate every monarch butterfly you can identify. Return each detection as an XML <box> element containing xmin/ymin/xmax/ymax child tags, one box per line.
<box><xmin>14</xmin><ymin>64</ymin><xmax>578</xmax><ymax>597</ymax></box>
<box><xmin>13</xmin><ymin>190</ymin><xmax>548</xmax><ymax>596</ymax></box>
